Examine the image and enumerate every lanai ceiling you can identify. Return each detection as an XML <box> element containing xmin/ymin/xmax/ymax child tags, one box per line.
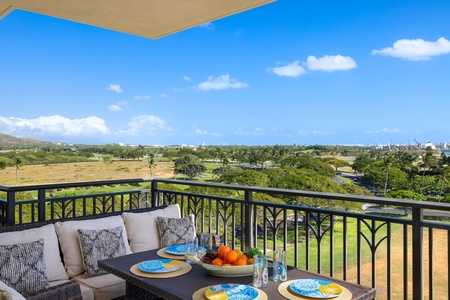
<box><xmin>0</xmin><ymin>0</ymin><xmax>275</xmax><ymax>39</ymax></box>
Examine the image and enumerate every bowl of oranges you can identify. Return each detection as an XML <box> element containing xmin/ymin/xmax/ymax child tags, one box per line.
<box><xmin>200</xmin><ymin>246</ymin><xmax>260</xmax><ymax>277</ymax></box>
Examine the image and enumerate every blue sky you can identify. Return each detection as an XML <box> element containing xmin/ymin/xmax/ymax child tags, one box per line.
<box><xmin>1</xmin><ymin>0</ymin><xmax>450</xmax><ymax>146</ymax></box>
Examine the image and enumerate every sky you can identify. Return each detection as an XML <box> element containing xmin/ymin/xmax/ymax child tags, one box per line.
<box><xmin>1</xmin><ymin>0</ymin><xmax>450</xmax><ymax>147</ymax></box>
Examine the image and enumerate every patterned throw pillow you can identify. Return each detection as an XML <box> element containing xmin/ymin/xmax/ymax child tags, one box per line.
<box><xmin>77</xmin><ymin>226</ymin><xmax>127</xmax><ymax>278</ymax></box>
<box><xmin>0</xmin><ymin>239</ymin><xmax>50</xmax><ymax>295</ymax></box>
<box><xmin>156</xmin><ymin>215</ymin><xmax>196</xmax><ymax>248</ymax></box>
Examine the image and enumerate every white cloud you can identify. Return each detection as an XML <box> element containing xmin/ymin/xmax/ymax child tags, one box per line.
<box><xmin>371</xmin><ymin>37</ymin><xmax>450</xmax><ymax>61</ymax></box>
<box><xmin>106</xmin><ymin>84</ymin><xmax>123</xmax><ymax>93</ymax></box>
<box><xmin>157</xmin><ymin>93</ymin><xmax>169</xmax><ymax>98</ymax></box>
<box><xmin>134</xmin><ymin>95</ymin><xmax>151</xmax><ymax>100</ymax></box>
<box><xmin>232</xmin><ymin>127</ymin><xmax>265</xmax><ymax>136</ymax></box>
<box><xmin>365</xmin><ymin>128</ymin><xmax>402</xmax><ymax>134</ymax></box>
<box><xmin>269</xmin><ymin>61</ymin><xmax>306</xmax><ymax>77</ymax></box>
<box><xmin>183</xmin><ymin>76</ymin><xmax>192</xmax><ymax>82</ymax></box>
<box><xmin>197</xmin><ymin>74</ymin><xmax>248</xmax><ymax>91</ymax></box>
<box><xmin>108</xmin><ymin>104</ymin><xmax>122</xmax><ymax>112</ymax></box>
<box><xmin>193</xmin><ymin>127</ymin><xmax>221</xmax><ymax>136</ymax></box>
<box><xmin>306</xmin><ymin>55</ymin><xmax>357</xmax><ymax>72</ymax></box>
<box><xmin>108</xmin><ymin>101</ymin><xmax>128</xmax><ymax>112</ymax></box>
<box><xmin>124</xmin><ymin>115</ymin><xmax>167</xmax><ymax>135</ymax></box>
<box><xmin>0</xmin><ymin>115</ymin><xmax>109</xmax><ymax>137</ymax></box>
<box><xmin>199</xmin><ymin>22</ymin><xmax>214</xmax><ymax>31</ymax></box>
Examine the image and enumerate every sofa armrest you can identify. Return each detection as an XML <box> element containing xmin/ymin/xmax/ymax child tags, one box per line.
<box><xmin>25</xmin><ymin>281</ymin><xmax>82</xmax><ymax>300</ymax></box>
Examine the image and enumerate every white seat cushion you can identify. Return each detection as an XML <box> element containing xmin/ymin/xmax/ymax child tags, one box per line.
<box><xmin>0</xmin><ymin>224</ymin><xmax>68</xmax><ymax>282</ymax></box>
<box><xmin>55</xmin><ymin>215</ymin><xmax>132</xmax><ymax>277</ymax></box>
<box><xmin>122</xmin><ymin>204</ymin><xmax>181</xmax><ymax>252</ymax></box>
<box><xmin>73</xmin><ymin>274</ymin><xmax>125</xmax><ymax>300</ymax></box>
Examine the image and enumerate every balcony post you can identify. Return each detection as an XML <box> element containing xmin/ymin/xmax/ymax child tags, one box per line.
<box><xmin>244</xmin><ymin>190</ymin><xmax>253</xmax><ymax>252</ymax></box>
<box><xmin>412</xmin><ymin>207</ymin><xmax>423</xmax><ymax>300</ymax></box>
<box><xmin>151</xmin><ymin>180</ymin><xmax>159</xmax><ymax>207</ymax></box>
<box><xmin>6</xmin><ymin>190</ymin><xmax>15</xmax><ymax>226</ymax></box>
<box><xmin>38</xmin><ymin>188</ymin><xmax>46</xmax><ymax>222</ymax></box>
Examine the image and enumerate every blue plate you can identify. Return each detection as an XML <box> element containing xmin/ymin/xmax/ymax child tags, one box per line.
<box><xmin>165</xmin><ymin>244</ymin><xmax>186</xmax><ymax>255</ymax></box>
<box><xmin>289</xmin><ymin>279</ymin><xmax>342</xmax><ymax>298</ymax></box>
<box><xmin>165</xmin><ymin>244</ymin><xmax>206</xmax><ymax>255</ymax></box>
<box><xmin>138</xmin><ymin>259</ymin><xmax>183</xmax><ymax>273</ymax></box>
<box><xmin>205</xmin><ymin>284</ymin><xmax>258</xmax><ymax>300</ymax></box>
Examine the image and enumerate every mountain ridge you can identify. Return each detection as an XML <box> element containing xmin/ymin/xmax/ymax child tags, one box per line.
<box><xmin>0</xmin><ymin>133</ymin><xmax>57</xmax><ymax>147</ymax></box>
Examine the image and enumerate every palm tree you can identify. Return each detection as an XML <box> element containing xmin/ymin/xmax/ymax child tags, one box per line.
<box><xmin>382</xmin><ymin>153</ymin><xmax>393</xmax><ymax>196</ymax></box>
<box><xmin>13</xmin><ymin>155</ymin><xmax>24</xmax><ymax>186</ymax></box>
<box><xmin>148</xmin><ymin>155</ymin><xmax>157</xmax><ymax>177</ymax></box>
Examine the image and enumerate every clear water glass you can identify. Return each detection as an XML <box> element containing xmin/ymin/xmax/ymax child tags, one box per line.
<box><xmin>185</xmin><ymin>236</ymin><xmax>198</xmax><ymax>264</ymax></box>
<box><xmin>252</xmin><ymin>255</ymin><xmax>269</xmax><ymax>288</ymax></box>
<box><xmin>272</xmin><ymin>250</ymin><xmax>287</xmax><ymax>282</ymax></box>
<box><xmin>198</xmin><ymin>233</ymin><xmax>213</xmax><ymax>259</ymax></box>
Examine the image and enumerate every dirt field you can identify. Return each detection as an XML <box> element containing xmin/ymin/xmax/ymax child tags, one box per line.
<box><xmin>0</xmin><ymin>160</ymin><xmax>174</xmax><ymax>186</ymax></box>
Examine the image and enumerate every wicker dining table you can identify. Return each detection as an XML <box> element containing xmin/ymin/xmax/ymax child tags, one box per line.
<box><xmin>98</xmin><ymin>249</ymin><xmax>376</xmax><ymax>300</ymax></box>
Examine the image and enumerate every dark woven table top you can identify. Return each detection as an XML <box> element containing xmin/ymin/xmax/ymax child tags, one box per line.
<box><xmin>99</xmin><ymin>249</ymin><xmax>376</xmax><ymax>300</ymax></box>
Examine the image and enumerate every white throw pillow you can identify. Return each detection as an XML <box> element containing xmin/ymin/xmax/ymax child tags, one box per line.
<box><xmin>55</xmin><ymin>215</ymin><xmax>132</xmax><ymax>277</ymax></box>
<box><xmin>122</xmin><ymin>204</ymin><xmax>180</xmax><ymax>252</ymax></box>
<box><xmin>0</xmin><ymin>224</ymin><xmax>68</xmax><ymax>282</ymax></box>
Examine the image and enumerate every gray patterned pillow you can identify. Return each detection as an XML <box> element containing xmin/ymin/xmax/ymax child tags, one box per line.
<box><xmin>0</xmin><ymin>238</ymin><xmax>50</xmax><ymax>295</ymax></box>
<box><xmin>157</xmin><ymin>215</ymin><xmax>196</xmax><ymax>248</ymax></box>
<box><xmin>77</xmin><ymin>226</ymin><xmax>127</xmax><ymax>278</ymax></box>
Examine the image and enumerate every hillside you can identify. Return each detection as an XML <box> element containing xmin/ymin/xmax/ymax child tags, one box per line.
<box><xmin>0</xmin><ymin>133</ymin><xmax>57</xmax><ymax>147</ymax></box>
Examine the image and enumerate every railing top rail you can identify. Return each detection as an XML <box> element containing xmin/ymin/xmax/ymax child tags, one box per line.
<box><xmin>0</xmin><ymin>178</ymin><xmax>151</xmax><ymax>192</ymax></box>
<box><xmin>154</xmin><ymin>178</ymin><xmax>450</xmax><ymax>211</ymax></box>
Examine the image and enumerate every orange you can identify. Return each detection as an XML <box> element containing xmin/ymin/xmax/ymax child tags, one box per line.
<box><xmin>240</xmin><ymin>254</ymin><xmax>248</xmax><ymax>262</ymax></box>
<box><xmin>222</xmin><ymin>263</ymin><xmax>232</xmax><ymax>266</ymax></box>
<box><xmin>212</xmin><ymin>258</ymin><xmax>223</xmax><ymax>266</ymax></box>
<box><xmin>247</xmin><ymin>258</ymin><xmax>254</xmax><ymax>265</ymax></box>
<box><xmin>224</xmin><ymin>250</ymin><xmax>238</xmax><ymax>264</ymax></box>
<box><xmin>232</xmin><ymin>258</ymin><xmax>247</xmax><ymax>266</ymax></box>
<box><xmin>217</xmin><ymin>245</ymin><xmax>230</xmax><ymax>259</ymax></box>
<box><xmin>235</xmin><ymin>249</ymin><xmax>244</xmax><ymax>257</ymax></box>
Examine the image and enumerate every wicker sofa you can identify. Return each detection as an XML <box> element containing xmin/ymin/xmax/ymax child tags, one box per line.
<box><xmin>0</xmin><ymin>204</ymin><xmax>206</xmax><ymax>300</ymax></box>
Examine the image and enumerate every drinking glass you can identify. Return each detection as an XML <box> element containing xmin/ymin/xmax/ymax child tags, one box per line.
<box><xmin>252</xmin><ymin>255</ymin><xmax>268</xmax><ymax>288</ymax></box>
<box><xmin>272</xmin><ymin>250</ymin><xmax>287</xmax><ymax>282</ymax></box>
<box><xmin>185</xmin><ymin>236</ymin><xmax>198</xmax><ymax>264</ymax></box>
<box><xmin>198</xmin><ymin>234</ymin><xmax>213</xmax><ymax>259</ymax></box>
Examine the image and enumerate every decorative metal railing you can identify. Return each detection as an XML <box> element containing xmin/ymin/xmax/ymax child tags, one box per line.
<box><xmin>2</xmin><ymin>178</ymin><xmax>450</xmax><ymax>299</ymax></box>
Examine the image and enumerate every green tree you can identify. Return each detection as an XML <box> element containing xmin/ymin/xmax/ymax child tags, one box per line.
<box><xmin>148</xmin><ymin>154</ymin><xmax>157</xmax><ymax>177</ymax></box>
<box><xmin>174</xmin><ymin>155</ymin><xmax>206</xmax><ymax>180</ymax></box>
<box><xmin>13</xmin><ymin>155</ymin><xmax>24</xmax><ymax>185</ymax></box>
<box><xmin>0</xmin><ymin>156</ymin><xmax>9</xmax><ymax>170</ymax></box>
<box><xmin>219</xmin><ymin>170</ymin><xmax>269</xmax><ymax>187</ymax></box>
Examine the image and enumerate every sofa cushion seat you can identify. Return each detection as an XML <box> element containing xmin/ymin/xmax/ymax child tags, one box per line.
<box><xmin>0</xmin><ymin>224</ymin><xmax>68</xmax><ymax>282</ymax></box>
<box><xmin>73</xmin><ymin>274</ymin><xmax>125</xmax><ymax>300</ymax></box>
<box><xmin>122</xmin><ymin>204</ymin><xmax>181</xmax><ymax>252</ymax></box>
<box><xmin>55</xmin><ymin>215</ymin><xmax>132</xmax><ymax>277</ymax></box>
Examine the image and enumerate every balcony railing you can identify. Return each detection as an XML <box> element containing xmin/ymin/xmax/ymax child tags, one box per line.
<box><xmin>2</xmin><ymin>178</ymin><xmax>450</xmax><ymax>299</ymax></box>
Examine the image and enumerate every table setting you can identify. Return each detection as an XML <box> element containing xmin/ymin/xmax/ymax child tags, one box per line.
<box><xmin>108</xmin><ymin>232</ymin><xmax>362</xmax><ymax>300</ymax></box>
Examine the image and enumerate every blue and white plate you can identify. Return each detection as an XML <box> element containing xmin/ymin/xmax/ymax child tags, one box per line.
<box><xmin>205</xmin><ymin>284</ymin><xmax>258</xmax><ymax>300</ymax></box>
<box><xmin>165</xmin><ymin>244</ymin><xmax>206</xmax><ymax>255</ymax></box>
<box><xmin>289</xmin><ymin>279</ymin><xmax>342</xmax><ymax>298</ymax></box>
<box><xmin>138</xmin><ymin>259</ymin><xmax>183</xmax><ymax>273</ymax></box>
<box><xmin>165</xmin><ymin>244</ymin><xmax>186</xmax><ymax>255</ymax></box>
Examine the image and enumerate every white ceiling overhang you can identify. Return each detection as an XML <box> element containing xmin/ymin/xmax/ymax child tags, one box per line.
<box><xmin>0</xmin><ymin>0</ymin><xmax>275</xmax><ymax>39</ymax></box>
